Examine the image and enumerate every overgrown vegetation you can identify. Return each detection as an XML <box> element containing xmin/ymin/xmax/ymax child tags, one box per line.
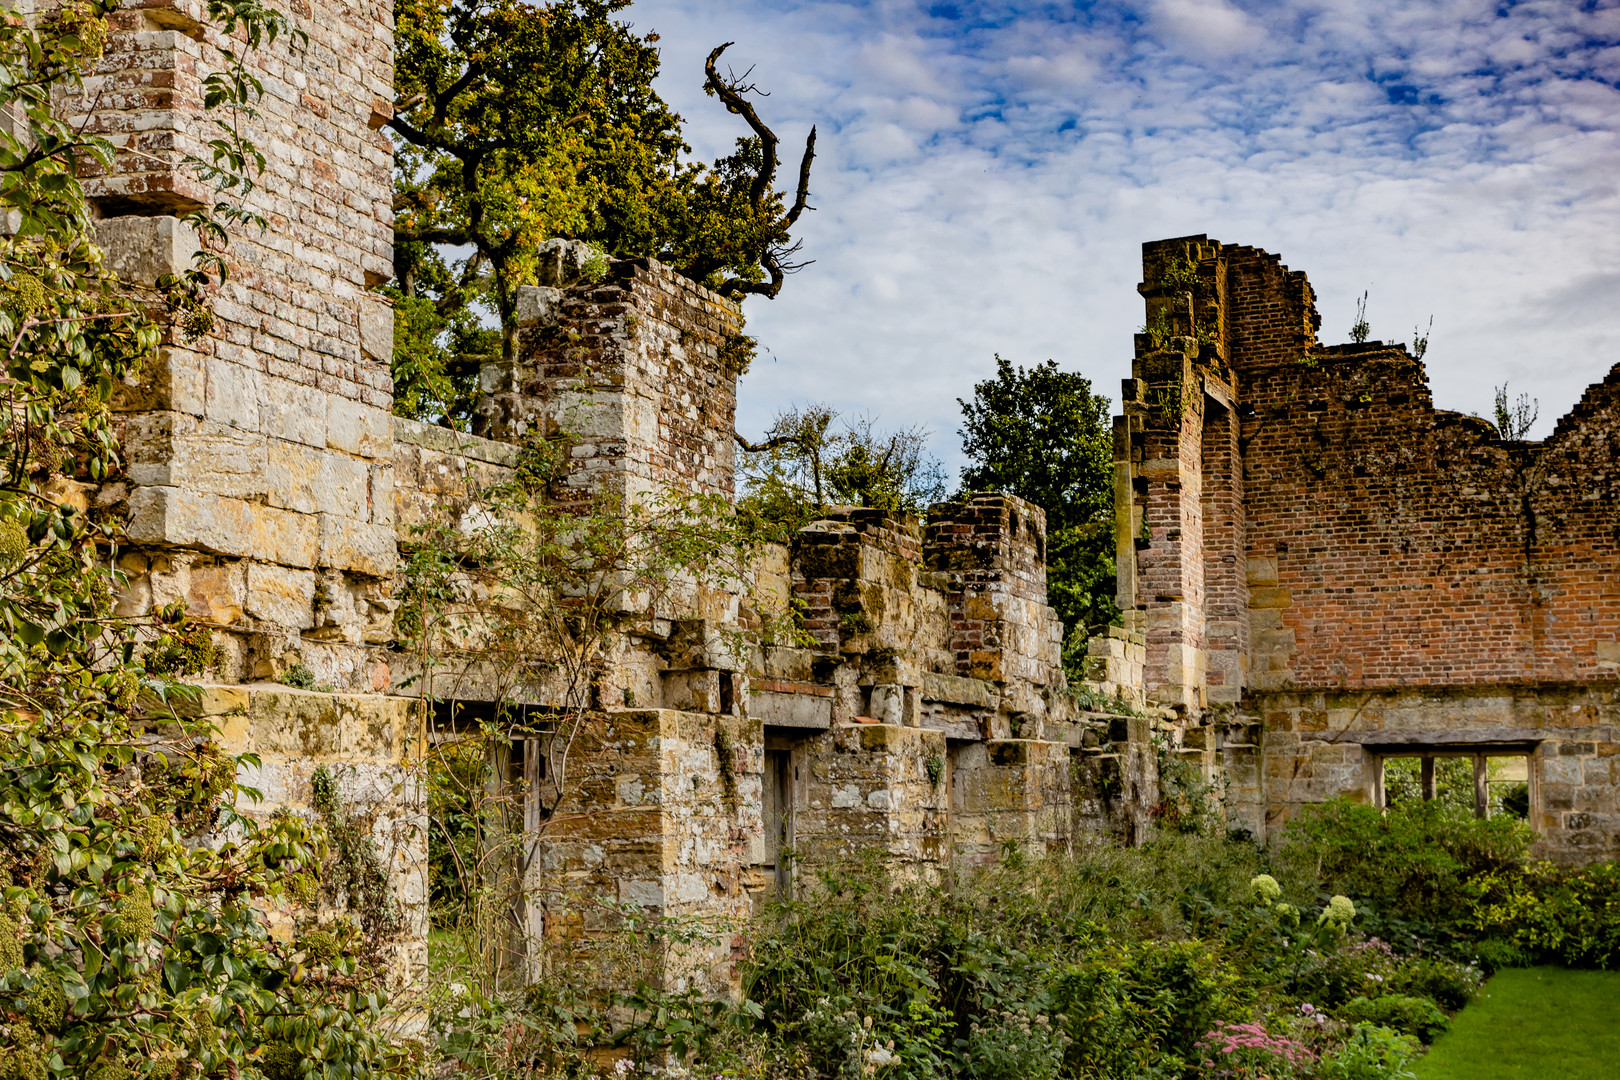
<box><xmin>422</xmin><ymin>786</ymin><xmax>1620</xmax><ymax>1079</ymax></box>
<box><xmin>399</xmin><ymin>411</ymin><xmax>758</xmax><ymax>1008</ymax></box>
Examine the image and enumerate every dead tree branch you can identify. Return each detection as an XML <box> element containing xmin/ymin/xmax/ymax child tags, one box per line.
<box><xmin>704</xmin><ymin>42</ymin><xmax>816</xmax><ymax>299</ymax></box>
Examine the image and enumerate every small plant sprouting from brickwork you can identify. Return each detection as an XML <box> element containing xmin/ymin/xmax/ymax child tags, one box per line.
<box><xmin>761</xmin><ymin>595</ymin><xmax>819</xmax><ymax>649</ymax></box>
<box><xmin>838</xmin><ymin>610</ymin><xmax>874</xmax><ymax>636</ymax></box>
<box><xmin>1493</xmin><ymin>381</ymin><xmax>1539</xmax><ymax>441</ymax></box>
<box><xmin>580</xmin><ymin>244</ymin><xmax>609</xmax><ymax>282</ymax></box>
<box><xmin>926</xmin><ymin>754</ymin><xmax>945</xmax><ymax>788</ymax></box>
<box><xmin>1158</xmin><ymin>255</ymin><xmax>1201</xmax><ymax>294</ymax></box>
<box><xmin>1140</xmin><ymin>309</ymin><xmax>1173</xmax><ymax>351</ymax></box>
<box><xmin>1146</xmin><ymin>375</ymin><xmax>1199</xmax><ymax>426</ymax></box>
<box><xmin>1411</xmin><ymin>315</ymin><xmax>1433</xmax><ymax>360</ymax></box>
<box><xmin>1349</xmin><ymin>289</ymin><xmax>1371</xmax><ymax>343</ymax></box>
<box><xmin>718</xmin><ymin>330</ymin><xmax>758</xmax><ymax>376</ymax></box>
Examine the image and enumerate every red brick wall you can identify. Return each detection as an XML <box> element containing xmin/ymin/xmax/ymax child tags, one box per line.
<box><xmin>1240</xmin><ymin>345</ymin><xmax>1620</xmax><ymax>689</ymax></box>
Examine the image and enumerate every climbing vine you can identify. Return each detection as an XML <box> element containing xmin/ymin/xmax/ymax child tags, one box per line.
<box><xmin>311</xmin><ymin>765</ymin><xmax>403</xmax><ymax>944</ymax></box>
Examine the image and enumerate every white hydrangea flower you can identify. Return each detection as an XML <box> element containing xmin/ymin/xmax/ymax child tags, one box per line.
<box><xmin>1249</xmin><ymin>874</ymin><xmax>1282</xmax><ymax>903</ymax></box>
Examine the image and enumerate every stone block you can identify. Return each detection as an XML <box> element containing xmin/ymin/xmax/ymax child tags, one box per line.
<box><xmin>122</xmin><ymin>413</ymin><xmax>270</xmax><ymax>499</ymax></box>
<box><xmin>267</xmin><ymin>442</ymin><xmax>369</xmax><ymax>517</ymax></box>
<box><xmin>662</xmin><ymin>669</ymin><xmax>720</xmax><ymax>713</ymax></box>
<box><xmin>922</xmin><ymin>672</ymin><xmax>998</xmax><ymax>709</ymax></box>
<box><xmin>870</xmin><ymin>684</ymin><xmax>904</xmax><ymax>725</ymax></box>
<box><xmin>126</xmin><ymin>486</ymin><xmax>318</xmax><ymax>568</ymax></box>
<box><xmin>245</xmin><ymin>561</ymin><xmax>317</xmax><ymax>629</ymax></box>
<box><xmin>370</xmin><ymin>466</ymin><xmax>395</xmax><ymax>526</ymax></box>
<box><xmin>112</xmin><ymin>346</ymin><xmax>205</xmax><ymax>415</ymax></box>
<box><xmin>317</xmin><ymin>513</ymin><xmax>397</xmax><ymax>577</ymax></box>
<box><xmin>243</xmin><ymin>687</ymin><xmax>341</xmax><ymax>757</ymax></box>
<box><xmin>750</xmin><ymin>689</ymin><xmax>832</xmax><ymax>729</ymax></box>
<box><xmin>357</xmin><ymin>297</ymin><xmax>393</xmax><ymax>362</ymax></box>
<box><xmin>328</xmin><ymin>397</ymin><xmax>393</xmax><ymax>459</ymax></box>
<box><xmin>514</xmin><ymin>285</ymin><xmax>563</xmax><ymax>327</ymax></box>
<box><xmin>204</xmin><ymin>356</ymin><xmax>263</xmax><ymax>432</ymax></box>
<box><xmin>188</xmin><ymin>560</ymin><xmax>246</xmax><ymax>624</ymax></box>
<box><xmin>1246</xmin><ymin>557</ymin><xmax>1278</xmax><ymax>586</ymax></box>
<box><xmin>1248</xmin><ymin>587</ymin><xmax>1292</xmax><ymax>609</ymax></box>
<box><xmin>262</xmin><ymin>376</ymin><xmax>328</xmax><ymax>448</ymax></box>
<box><xmin>95</xmin><ymin>215</ymin><xmax>196</xmax><ymax>286</ymax></box>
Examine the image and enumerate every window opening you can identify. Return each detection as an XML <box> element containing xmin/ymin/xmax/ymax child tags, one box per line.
<box><xmin>1378</xmin><ymin>751</ymin><xmax>1530</xmax><ymax>821</ymax></box>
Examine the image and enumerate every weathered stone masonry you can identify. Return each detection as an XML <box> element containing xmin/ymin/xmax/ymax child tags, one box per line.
<box><xmin>76</xmin><ymin>0</ymin><xmax>420</xmax><ymax>987</ymax></box>
<box><xmin>1114</xmin><ymin>235</ymin><xmax>1620</xmax><ymax>862</ymax></box>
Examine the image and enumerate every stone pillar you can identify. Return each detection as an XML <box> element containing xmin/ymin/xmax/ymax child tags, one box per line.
<box><xmin>479</xmin><ymin>241</ymin><xmax>742</xmax><ymax>503</ymax></box>
<box><xmin>85</xmin><ymin>0</ymin><xmax>400</xmax><ymax>690</ymax></box>
<box><xmin>532</xmin><ymin>710</ymin><xmax>764</xmax><ymax>996</ymax></box>
<box><xmin>923</xmin><ymin>494</ymin><xmax>1068</xmax><ymax>717</ymax></box>
<box><xmin>950</xmin><ymin>738</ymin><xmax>1072</xmax><ymax>869</ymax></box>
<box><xmin>793</xmin><ymin>723</ymin><xmax>948</xmax><ymax>885</ymax></box>
<box><xmin>1120</xmin><ymin>339</ymin><xmax>1207</xmax><ymax>714</ymax></box>
<box><xmin>1200</xmin><ymin>388</ymin><xmax>1248</xmax><ymax>706</ymax></box>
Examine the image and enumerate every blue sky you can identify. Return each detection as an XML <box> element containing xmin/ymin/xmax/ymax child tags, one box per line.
<box><xmin>629</xmin><ymin>0</ymin><xmax>1620</xmax><ymax>473</ymax></box>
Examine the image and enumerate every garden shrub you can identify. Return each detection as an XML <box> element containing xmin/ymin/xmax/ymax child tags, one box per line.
<box><xmin>1318</xmin><ymin>1024</ymin><xmax>1422</xmax><ymax>1080</ymax></box>
<box><xmin>1386</xmin><ymin>954</ymin><xmax>1482</xmax><ymax>1010</ymax></box>
<box><xmin>1468</xmin><ymin>860</ymin><xmax>1620</xmax><ymax>968</ymax></box>
<box><xmin>1051</xmin><ymin>938</ymin><xmax>1247</xmax><ymax>1077</ymax></box>
<box><xmin>1284</xmin><ymin>935</ymin><xmax>1402</xmax><ymax>1009</ymax></box>
<box><xmin>1279</xmin><ymin>797</ymin><xmax>1532</xmax><ymax>939</ymax></box>
<box><xmin>1338</xmin><ymin>994</ymin><xmax>1450</xmax><ymax>1044</ymax></box>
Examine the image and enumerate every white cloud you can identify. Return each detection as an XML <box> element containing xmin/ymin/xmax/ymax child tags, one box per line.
<box><xmin>629</xmin><ymin>0</ymin><xmax>1620</xmax><ymax>464</ymax></box>
<box><xmin>1147</xmin><ymin>0</ymin><xmax>1266</xmax><ymax>60</ymax></box>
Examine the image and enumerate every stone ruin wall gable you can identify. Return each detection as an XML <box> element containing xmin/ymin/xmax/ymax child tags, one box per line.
<box><xmin>1117</xmin><ymin>234</ymin><xmax>1620</xmax><ymax>862</ymax></box>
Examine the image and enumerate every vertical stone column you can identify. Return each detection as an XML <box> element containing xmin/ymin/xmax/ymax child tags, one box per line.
<box><xmin>481</xmin><ymin>243</ymin><xmax>742</xmax><ymax>503</ymax></box>
<box><xmin>1200</xmin><ymin>388</ymin><xmax>1248</xmax><ymax>706</ymax></box>
<box><xmin>1120</xmin><ymin>341</ymin><xmax>1207</xmax><ymax>714</ymax></box>
<box><xmin>793</xmin><ymin>723</ymin><xmax>948</xmax><ymax>885</ymax></box>
<box><xmin>477</xmin><ymin>245</ymin><xmax>750</xmax><ymax>707</ymax></box>
<box><xmin>532</xmin><ymin>710</ymin><xmax>764</xmax><ymax>995</ymax></box>
<box><xmin>84</xmin><ymin>0</ymin><xmax>400</xmax><ymax>690</ymax></box>
<box><xmin>922</xmin><ymin>494</ymin><xmax>1067</xmax><ymax>717</ymax></box>
<box><xmin>67</xmin><ymin>0</ymin><xmax>424</xmax><ymax>1002</ymax></box>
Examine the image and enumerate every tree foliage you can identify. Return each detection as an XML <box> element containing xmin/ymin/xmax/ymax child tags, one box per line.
<box><xmin>736</xmin><ymin>405</ymin><xmax>949</xmax><ymax>535</ymax></box>
<box><xmin>389</xmin><ymin>0</ymin><xmax>815</xmax><ymax>425</ymax></box>
<box><xmin>0</xmin><ymin>3</ymin><xmax>404</xmax><ymax>1075</ymax></box>
<box><xmin>958</xmin><ymin>356</ymin><xmax>1118</xmax><ymax>657</ymax></box>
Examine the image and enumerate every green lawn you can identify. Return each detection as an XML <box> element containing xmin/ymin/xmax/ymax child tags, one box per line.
<box><xmin>1416</xmin><ymin>967</ymin><xmax>1620</xmax><ymax>1080</ymax></box>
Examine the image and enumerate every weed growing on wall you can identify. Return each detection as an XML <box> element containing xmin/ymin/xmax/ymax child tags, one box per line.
<box><xmin>1152</xmin><ymin>734</ymin><xmax>1222</xmax><ymax>834</ymax></box>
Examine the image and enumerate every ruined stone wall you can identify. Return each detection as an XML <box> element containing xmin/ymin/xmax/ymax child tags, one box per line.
<box><xmin>1112</xmin><ymin>234</ymin><xmax>1620</xmax><ymax>862</ymax></box>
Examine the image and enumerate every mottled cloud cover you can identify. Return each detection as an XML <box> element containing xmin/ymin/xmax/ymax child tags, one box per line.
<box><xmin>628</xmin><ymin>0</ymin><xmax>1620</xmax><ymax>469</ymax></box>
